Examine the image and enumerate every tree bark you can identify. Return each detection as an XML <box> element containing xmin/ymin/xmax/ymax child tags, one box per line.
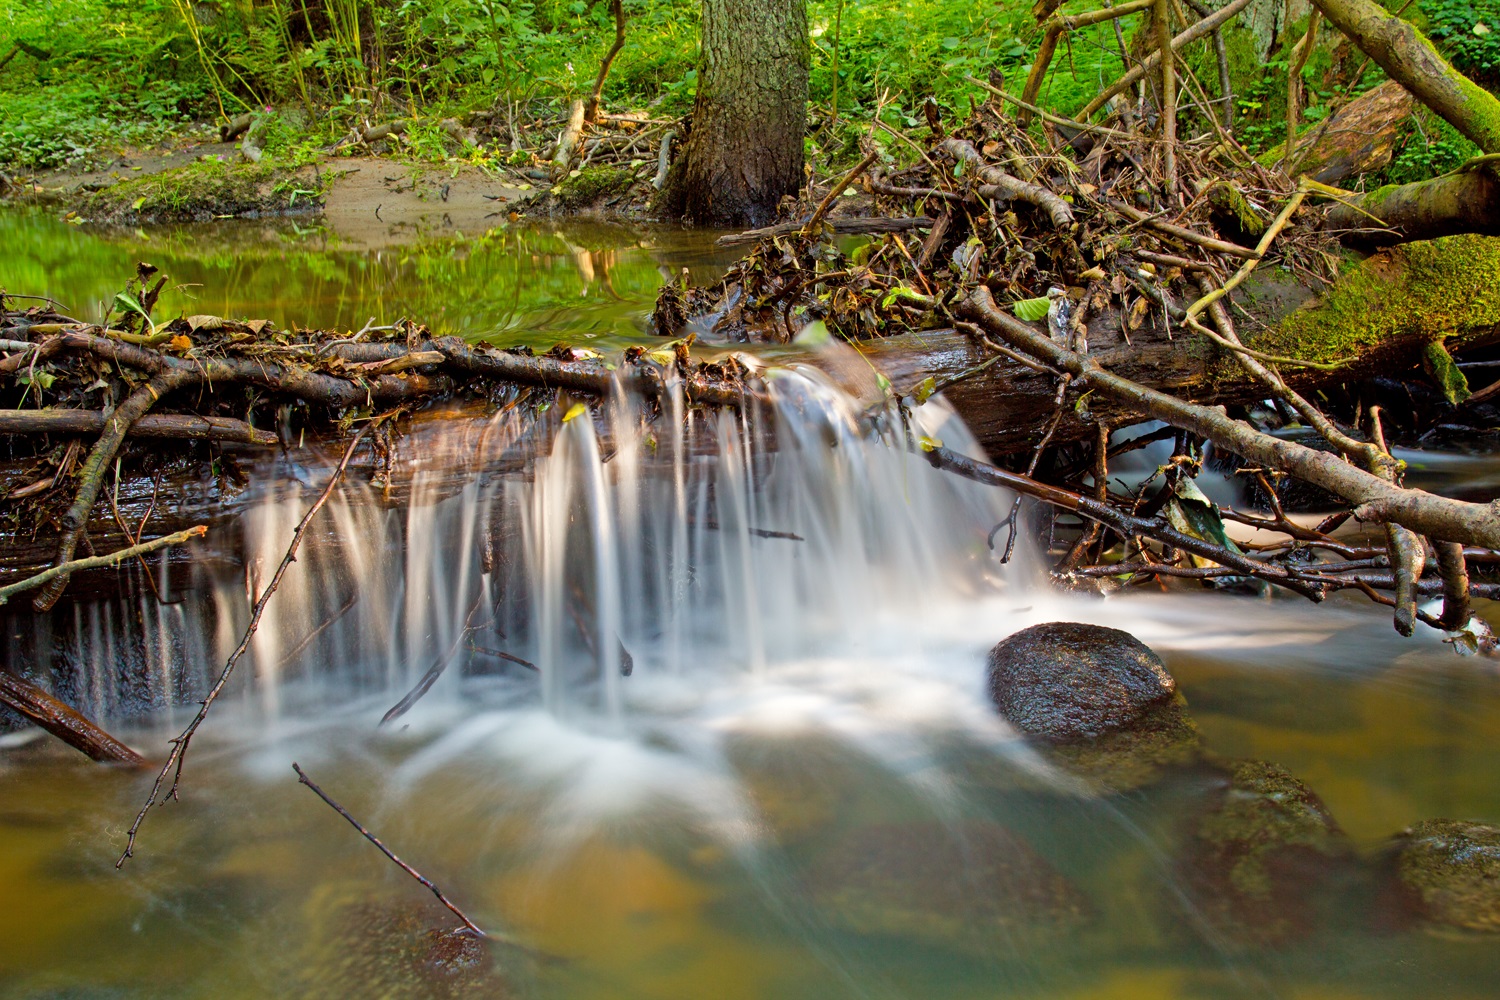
<box><xmin>0</xmin><ymin>670</ymin><xmax>145</xmax><ymax>765</ymax></box>
<box><xmin>656</xmin><ymin>0</ymin><xmax>810</xmax><ymax>227</ymax></box>
<box><xmin>1310</xmin><ymin>0</ymin><xmax>1500</xmax><ymax>153</ymax></box>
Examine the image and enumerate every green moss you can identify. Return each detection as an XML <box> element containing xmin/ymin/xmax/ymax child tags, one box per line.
<box><xmin>82</xmin><ymin>159</ymin><xmax>320</xmax><ymax>224</ymax></box>
<box><xmin>1422</xmin><ymin>339</ymin><xmax>1472</xmax><ymax>403</ymax></box>
<box><xmin>1183</xmin><ymin>759</ymin><xmax>1351</xmax><ymax>946</ymax></box>
<box><xmin>552</xmin><ymin>166</ymin><xmax>636</xmax><ymax>211</ymax></box>
<box><xmin>1195</xmin><ymin>761</ymin><xmax>1346</xmax><ymax>898</ymax></box>
<box><xmin>1043</xmin><ymin>697</ymin><xmax>1202</xmax><ymax>793</ymax></box>
<box><xmin>1250</xmin><ymin>234</ymin><xmax>1500</xmax><ymax>366</ymax></box>
<box><xmin>1206</xmin><ymin>181</ymin><xmax>1266</xmax><ymax>241</ymax></box>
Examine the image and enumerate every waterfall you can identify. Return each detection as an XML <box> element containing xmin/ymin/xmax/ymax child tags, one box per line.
<box><xmin>8</xmin><ymin>366</ymin><xmax>1024</xmax><ymax>733</ymax></box>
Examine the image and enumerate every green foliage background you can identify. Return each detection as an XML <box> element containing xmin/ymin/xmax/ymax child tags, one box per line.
<box><xmin>0</xmin><ymin>0</ymin><xmax>1494</xmax><ymax>176</ymax></box>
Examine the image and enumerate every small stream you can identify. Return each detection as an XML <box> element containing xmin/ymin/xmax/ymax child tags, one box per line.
<box><xmin>1</xmin><ymin>211</ymin><xmax>1498</xmax><ymax>1000</ymax></box>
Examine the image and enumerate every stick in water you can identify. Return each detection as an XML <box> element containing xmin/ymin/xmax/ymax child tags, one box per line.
<box><xmin>292</xmin><ymin>762</ymin><xmax>487</xmax><ymax>937</ymax></box>
<box><xmin>117</xmin><ymin>429</ymin><xmax>370</xmax><ymax>867</ymax></box>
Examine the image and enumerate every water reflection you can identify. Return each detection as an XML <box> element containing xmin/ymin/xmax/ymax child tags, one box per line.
<box><xmin>0</xmin><ymin>209</ymin><xmax>739</xmax><ymax>350</ymax></box>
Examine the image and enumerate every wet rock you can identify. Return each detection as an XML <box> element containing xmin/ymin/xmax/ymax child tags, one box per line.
<box><xmin>1390</xmin><ymin>819</ymin><xmax>1500</xmax><ymax>932</ymax></box>
<box><xmin>301</xmin><ymin>899</ymin><xmax>512</xmax><ymax>999</ymax></box>
<box><xmin>1179</xmin><ymin>759</ymin><xmax>1353</xmax><ymax>947</ymax></box>
<box><xmin>987</xmin><ymin>622</ymin><xmax>1177</xmax><ymax>742</ymax></box>
<box><xmin>807</xmin><ymin>820</ymin><xmax>1090</xmax><ymax>953</ymax></box>
<box><xmin>986</xmin><ymin>622</ymin><xmax>1200</xmax><ymax>791</ymax></box>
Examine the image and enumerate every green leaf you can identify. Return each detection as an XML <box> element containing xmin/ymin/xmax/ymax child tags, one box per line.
<box><xmin>794</xmin><ymin>319</ymin><xmax>831</xmax><ymax>346</ymax></box>
<box><xmin>913</xmin><ymin>376</ymin><xmax>938</xmax><ymax>405</ymax></box>
<box><xmin>1012</xmin><ymin>296</ymin><xmax>1050</xmax><ymax>322</ymax></box>
<box><xmin>917</xmin><ymin>434</ymin><xmax>943</xmax><ymax>452</ymax></box>
<box><xmin>562</xmin><ymin>402</ymin><xmax>588</xmax><ymax>423</ymax></box>
<box><xmin>876</xmin><ymin>372</ymin><xmax>893</xmax><ymax>397</ymax></box>
<box><xmin>113</xmin><ymin>291</ymin><xmax>150</xmax><ymax>322</ymax></box>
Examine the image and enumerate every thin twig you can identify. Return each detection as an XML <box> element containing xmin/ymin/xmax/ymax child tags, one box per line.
<box><xmin>803</xmin><ymin>149</ymin><xmax>881</xmax><ymax>237</ymax></box>
<box><xmin>292</xmin><ymin>763</ymin><xmax>487</xmax><ymax>937</ymax></box>
<box><xmin>117</xmin><ymin>429</ymin><xmax>370</xmax><ymax>867</ymax></box>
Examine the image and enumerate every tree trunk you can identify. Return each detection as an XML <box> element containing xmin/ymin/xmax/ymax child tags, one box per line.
<box><xmin>656</xmin><ymin>0</ymin><xmax>809</xmax><ymax>227</ymax></box>
<box><xmin>1310</xmin><ymin>0</ymin><xmax>1500</xmax><ymax>153</ymax></box>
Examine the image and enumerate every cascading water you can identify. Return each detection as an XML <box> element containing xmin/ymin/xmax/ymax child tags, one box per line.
<box><xmin>103</xmin><ymin>364</ymin><xmax>1026</xmax><ymax>735</ymax></box>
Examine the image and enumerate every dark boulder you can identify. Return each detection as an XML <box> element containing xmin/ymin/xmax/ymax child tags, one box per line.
<box><xmin>1179</xmin><ymin>759</ymin><xmax>1353</xmax><ymax>947</ymax></box>
<box><xmin>987</xmin><ymin>622</ymin><xmax>1177</xmax><ymax>742</ymax></box>
<box><xmin>806</xmin><ymin>820</ymin><xmax>1091</xmax><ymax>954</ymax></box>
<box><xmin>1391</xmin><ymin>819</ymin><xmax>1500</xmax><ymax>932</ymax></box>
<box><xmin>984</xmin><ymin>622</ymin><xmax>1200</xmax><ymax>791</ymax></box>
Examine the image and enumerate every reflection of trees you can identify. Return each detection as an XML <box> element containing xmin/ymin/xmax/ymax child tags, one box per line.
<box><xmin>0</xmin><ymin>212</ymin><xmax>731</xmax><ymax>349</ymax></box>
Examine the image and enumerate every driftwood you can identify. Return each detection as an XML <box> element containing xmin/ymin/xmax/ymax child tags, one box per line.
<box><xmin>0</xmin><ymin>670</ymin><xmax>145</xmax><ymax>765</ymax></box>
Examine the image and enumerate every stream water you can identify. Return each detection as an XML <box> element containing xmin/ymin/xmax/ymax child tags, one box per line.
<box><xmin>2</xmin><ymin>211</ymin><xmax>1498</xmax><ymax>1000</ymax></box>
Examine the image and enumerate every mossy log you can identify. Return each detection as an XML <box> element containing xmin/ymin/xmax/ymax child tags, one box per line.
<box><xmin>862</xmin><ymin>234</ymin><xmax>1500</xmax><ymax>456</ymax></box>
<box><xmin>1324</xmin><ymin>166</ymin><xmax>1500</xmax><ymax>248</ymax></box>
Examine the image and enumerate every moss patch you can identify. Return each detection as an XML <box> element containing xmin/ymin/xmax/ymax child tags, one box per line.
<box><xmin>1042</xmin><ymin>696</ymin><xmax>1202</xmax><ymax>793</ymax></box>
<box><xmin>82</xmin><ymin>159</ymin><xmax>322</xmax><ymax>224</ymax></box>
<box><xmin>1249</xmin><ymin>234</ymin><xmax>1500</xmax><ymax>366</ymax></box>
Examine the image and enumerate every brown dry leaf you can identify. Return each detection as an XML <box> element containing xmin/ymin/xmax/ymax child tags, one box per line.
<box><xmin>245</xmin><ymin>319</ymin><xmax>271</xmax><ymax>335</ymax></box>
<box><xmin>169</xmin><ymin>334</ymin><xmax>193</xmax><ymax>352</ymax></box>
<box><xmin>1127</xmin><ymin>296</ymin><xmax>1151</xmax><ymax>331</ymax></box>
<box><xmin>185</xmin><ymin>315</ymin><xmax>222</xmax><ymax>332</ymax></box>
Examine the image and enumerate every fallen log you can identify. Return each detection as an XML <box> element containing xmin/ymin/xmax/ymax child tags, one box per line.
<box><xmin>959</xmin><ymin>284</ymin><xmax>1500</xmax><ymax>551</ymax></box>
<box><xmin>0</xmin><ymin>409</ymin><xmax>277</xmax><ymax>445</ymax></box>
<box><xmin>0</xmin><ymin>670</ymin><xmax>145</xmax><ymax>765</ymax></box>
<box><xmin>1261</xmin><ymin>79</ymin><xmax>1415</xmax><ymax>183</ymax></box>
<box><xmin>1324</xmin><ymin>166</ymin><xmax>1500</xmax><ymax>247</ymax></box>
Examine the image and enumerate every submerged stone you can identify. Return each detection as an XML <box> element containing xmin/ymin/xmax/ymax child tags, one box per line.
<box><xmin>806</xmin><ymin>820</ymin><xmax>1090</xmax><ymax>953</ymax></box>
<box><xmin>301</xmin><ymin>898</ymin><xmax>512</xmax><ymax>999</ymax></box>
<box><xmin>1391</xmin><ymin>819</ymin><xmax>1500</xmax><ymax>933</ymax></box>
<box><xmin>1179</xmin><ymin>759</ymin><xmax>1352</xmax><ymax>947</ymax></box>
<box><xmin>987</xmin><ymin>622</ymin><xmax>1177</xmax><ymax>742</ymax></box>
